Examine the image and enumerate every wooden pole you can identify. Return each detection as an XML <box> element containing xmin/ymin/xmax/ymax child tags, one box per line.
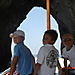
<box><xmin>46</xmin><ymin>0</ymin><xmax>50</xmax><ymax>30</ymax></box>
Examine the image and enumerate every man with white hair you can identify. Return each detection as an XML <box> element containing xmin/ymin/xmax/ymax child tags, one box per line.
<box><xmin>9</xmin><ymin>30</ymin><xmax>33</xmax><ymax>75</ymax></box>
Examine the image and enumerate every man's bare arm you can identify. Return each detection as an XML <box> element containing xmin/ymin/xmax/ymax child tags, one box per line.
<box><xmin>10</xmin><ymin>56</ymin><xmax>19</xmax><ymax>75</ymax></box>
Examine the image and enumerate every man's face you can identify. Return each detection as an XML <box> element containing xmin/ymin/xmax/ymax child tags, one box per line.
<box><xmin>62</xmin><ymin>34</ymin><xmax>74</xmax><ymax>48</ymax></box>
<box><xmin>43</xmin><ymin>34</ymin><xmax>54</xmax><ymax>45</ymax></box>
<box><xmin>12</xmin><ymin>35</ymin><xmax>23</xmax><ymax>44</ymax></box>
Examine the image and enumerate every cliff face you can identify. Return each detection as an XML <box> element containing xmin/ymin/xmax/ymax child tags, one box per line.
<box><xmin>0</xmin><ymin>0</ymin><xmax>36</xmax><ymax>72</ymax></box>
<box><xmin>51</xmin><ymin>0</ymin><xmax>75</xmax><ymax>36</ymax></box>
<box><xmin>0</xmin><ymin>0</ymin><xmax>75</xmax><ymax>72</ymax></box>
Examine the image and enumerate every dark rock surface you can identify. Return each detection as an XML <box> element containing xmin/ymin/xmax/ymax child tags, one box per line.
<box><xmin>0</xmin><ymin>0</ymin><xmax>75</xmax><ymax>72</ymax></box>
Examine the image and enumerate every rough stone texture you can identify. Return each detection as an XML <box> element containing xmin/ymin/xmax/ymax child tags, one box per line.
<box><xmin>0</xmin><ymin>0</ymin><xmax>75</xmax><ymax>72</ymax></box>
<box><xmin>51</xmin><ymin>0</ymin><xmax>75</xmax><ymax>36</ymax></box>
<box><xmin>0</xmin><ymin>0</ymin><xmax>36</xmax><ymax>72</ymax></box>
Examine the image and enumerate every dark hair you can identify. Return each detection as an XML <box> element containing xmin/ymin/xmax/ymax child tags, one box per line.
<box><xmin>44</xmin><ymin>30</ymin><xmax>58</xmax><ymax>44</ymax></box>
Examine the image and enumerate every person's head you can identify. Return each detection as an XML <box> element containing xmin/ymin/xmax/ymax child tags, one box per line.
<box><xmin>62</xmin><ymin>33</ymin><xmax>74</xmax><ymax>49</ymax></box>
<box><xmin>10</xmin><ymin>30</ymin><xmax>25</xmax><ymax>44</ymax></box>
<box><xmin>43</xmin><ymin>30</ymin><xmax>58</xmax><ymax>45</ymax></box>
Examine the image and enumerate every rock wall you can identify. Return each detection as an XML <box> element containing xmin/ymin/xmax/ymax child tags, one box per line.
<box><xmin>0</xmin><ymin>0</ymin><xmax>36</xmax><ymax>72</ymax></box>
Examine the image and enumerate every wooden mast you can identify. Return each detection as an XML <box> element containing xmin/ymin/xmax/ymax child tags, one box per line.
<box><xmin>46</xmin><ymin>0</ymin><xmax>50</xmax><ymax>30</ymax></box>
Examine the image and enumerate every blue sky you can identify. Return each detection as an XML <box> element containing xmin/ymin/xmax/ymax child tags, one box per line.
<box><xmin>11</xmin><ymin>7</ymin><xmax>61</xmax><ymax>56</ymax></box>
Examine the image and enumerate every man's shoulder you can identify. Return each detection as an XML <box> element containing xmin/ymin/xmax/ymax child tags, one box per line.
<box><xmin>39</xmin><ymin>44</ymin><xmax>51</xmax><ymax>51</ymax></box>
<box><xmin>43</xmin><ymin>44</ymin><xmax>53</xmax><ymax>48</ymax></box>
<box><xmin>40</xmin><ymin>44</ymin><xmax>57</xmax><ymax>50</ymax></box>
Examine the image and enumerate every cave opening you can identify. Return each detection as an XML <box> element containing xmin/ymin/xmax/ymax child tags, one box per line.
<box><xmin>11</xmin><ymin>7</ymin><xmax>61</xmax><ymax>58</ymax></box>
